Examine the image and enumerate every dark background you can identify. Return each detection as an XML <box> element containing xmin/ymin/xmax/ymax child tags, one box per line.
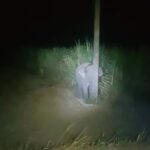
<box><xmin>0</xmin><ymin>0</ymin><xmax>150</xmax><ymax>139</ymax></box>
<box><xmin>1</xmin><ymin>0</ymin><xmax>150</xmax><ymax>47</ymax></box>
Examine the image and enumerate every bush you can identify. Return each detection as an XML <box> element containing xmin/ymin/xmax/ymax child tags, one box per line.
<box><xmin>20</xmin><ymin>43</ymin><xmax>124</xmax><ymax>101</ymax></box>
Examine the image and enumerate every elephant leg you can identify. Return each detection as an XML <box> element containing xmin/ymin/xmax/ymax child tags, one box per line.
<box><xmin>89</xmin><ymin>83</ymin><xmax>97</xmax><ymax>100</ymax></box>
<box><xmin>85</xmin><ymin>64</ymin><xmax>99</xmax><ymax>101</ymax></box>
<box><xmin>81</xmin><ymin>82</ymin><xmax>89</xmax><ymax>100</ymax></box>
<box><xmin>76</xmin><ymin>83</ymin><xmax>82</xmax><ymax>99</ymax></box>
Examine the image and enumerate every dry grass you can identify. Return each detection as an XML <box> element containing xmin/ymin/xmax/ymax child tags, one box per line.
<box><xmin>0</xmin><ymin>44</ymin><xmax>150</xmax><ymax>149</ymax></box>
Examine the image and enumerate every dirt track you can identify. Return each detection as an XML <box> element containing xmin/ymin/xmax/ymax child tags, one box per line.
<box><xmin>0</xmin><ymin>69</ymin><xmax>150</xmax><ymax>145</ymax></box>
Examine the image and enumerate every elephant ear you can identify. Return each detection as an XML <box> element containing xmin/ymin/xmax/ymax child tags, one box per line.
<box><xmin>98</xmin><ymin>67</ymin><xmax>103</xmax><ymax>77</ymax></box>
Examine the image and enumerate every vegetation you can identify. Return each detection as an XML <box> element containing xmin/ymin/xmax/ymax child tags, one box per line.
<box><xmin>0</xmin><ymin>131</ymin><xmax>150</xmax><ymax>149</ymax></box>
<box><xmin>18</xmin><ymin>42</ymin><xmax>124</xmax><ymax>102</ymax></box>
<box><xmin>0</xmin><ymin>42</ymin><xmax>150</xmax><ymax>149</ymax></box>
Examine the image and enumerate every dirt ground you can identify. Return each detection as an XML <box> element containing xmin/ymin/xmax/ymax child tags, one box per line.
<box><xmin>0</xmin><ymin>68</ymin><xmax>150</xmax><ymax>147</ymax></box>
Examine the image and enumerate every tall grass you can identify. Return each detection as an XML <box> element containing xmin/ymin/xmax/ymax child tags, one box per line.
<box><xmin>99</xmin><ymin>47</ymin><xmax>124</xmax><ymax>102</ymax></box>
<box><xmin>19</xmin><ymin>42</ymin><xmax>124</xmax><ymax>101</ymax></box>
<box><xmin>0</xmin><ymin>131</ymin><xmax>149</xmax><ymax>150</ymax></box>
<box><xmin>1</xmin><ymin>44</ymin><xmax>150</xmax><ymax>149</ymax></box>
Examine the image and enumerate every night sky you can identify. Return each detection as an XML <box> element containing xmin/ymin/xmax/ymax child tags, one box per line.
<box><xmin>2</xmin><ymin>0</ymin><xmax>150</xmax><ymax>47</ymax></box>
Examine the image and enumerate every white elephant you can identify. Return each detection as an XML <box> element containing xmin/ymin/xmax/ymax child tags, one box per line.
<box><xmin>75</xmin><ymin>63</ymin><xmax>103</xmax><ymax>102</ymax></box>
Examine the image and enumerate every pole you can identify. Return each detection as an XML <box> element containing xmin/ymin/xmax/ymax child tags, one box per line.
<box><xmin>93</xmin><ymin>0</ymin><xmax>100</xmax><ymax>103</ymax></box>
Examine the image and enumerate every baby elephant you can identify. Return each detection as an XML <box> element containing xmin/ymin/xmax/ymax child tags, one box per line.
<box><xmin>75</xmin><ymin>63</ymin><xmax>103</xmax><ymax>102</ymax></box>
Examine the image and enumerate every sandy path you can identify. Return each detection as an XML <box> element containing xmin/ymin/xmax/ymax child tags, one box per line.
<box><xmin>0</xmin><ymin>70</ymin><xmax>149</xmax><ymax>145</ymax></box>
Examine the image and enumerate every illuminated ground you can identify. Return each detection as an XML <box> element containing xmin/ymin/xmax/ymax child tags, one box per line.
<box><xmin>0</xmin><ymin>67</ymin><xmax>150</xmax><ymax>149</ymax></box>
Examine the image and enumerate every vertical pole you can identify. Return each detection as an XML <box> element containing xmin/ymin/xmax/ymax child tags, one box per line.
<box><xmin>93</xmin><ymin>0</ymin><xmax>100</xmax><ymax>103</ymax></box>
